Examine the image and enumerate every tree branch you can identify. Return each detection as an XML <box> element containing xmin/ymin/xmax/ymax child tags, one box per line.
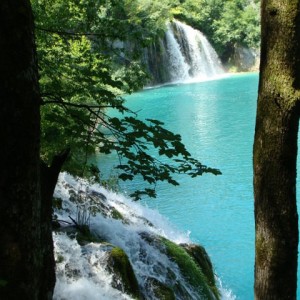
<box><xmin>42</xmin><ymin>99</ymin><xmax>121</xmax><ymax>110</ymax></box>
<box><xmin>35</xmin><ymin>26</ymin><xmax>116</xmax><ymax>39</ymax></box>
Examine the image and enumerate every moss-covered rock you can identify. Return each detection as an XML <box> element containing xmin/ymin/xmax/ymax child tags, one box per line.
<box><xmin>76</xmin><ymin>225</ymin><xmax>104</xmax><ymax>245</ymax></box>
<box><xmin>139</xmin><ymin>232</ymin><xmax>220</xmax><ymax>300</ymax></box>
<box><xmin>106</xmin><ymin>247</ymin><xmax>141</xmax><ymax>299</ymax></box>
<box><xmin>145</xmin><ymin>277</ymin><xmax>175</xmax><ymax>300</ymax></box>
<box><xmin>54</xmin><ymin>224</ymin><xmax>104</xmax><ymax>245</ymax></box>
<box><xmin>180</xmin><ymin>244</ymin><xmax>220</xmax><ymax>299</ymax></box>
<box><xmin>162</xmin><ymin>238</ymin><xmax>219</xmax><ymax>300</ymax></box>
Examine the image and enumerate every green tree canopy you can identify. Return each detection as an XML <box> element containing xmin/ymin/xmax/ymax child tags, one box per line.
<box><xmin>213</xmin><ymin>0</ymin><xmax>260</xmax><ymax>48</ymax></box>
<box><xmin>32</xmin><ymin>0</ymin><xmax>221</xmax><ymax>199</ymax></box>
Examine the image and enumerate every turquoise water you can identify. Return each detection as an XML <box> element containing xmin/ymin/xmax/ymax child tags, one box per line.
<box><xmin>96</xmin><ymin>73</ymin><xmax>299</xmax><ymax>299</ymax></box>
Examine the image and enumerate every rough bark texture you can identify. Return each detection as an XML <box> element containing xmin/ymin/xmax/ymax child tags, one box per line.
<box><xmin>0</xmin><ymin>1</ymin><xmax>54</xmax><ymax>299</ymax></box>
<box><xmin>254</xmin><ymin>1</ymin><xmax>300</xmax><ymax>299</ymax></box>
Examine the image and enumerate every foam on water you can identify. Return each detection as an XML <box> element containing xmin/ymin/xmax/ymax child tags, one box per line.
<box><xmin>54</xmin><ymin>234</ymin><xmax>133</xmax><ymax>300</ymax></box>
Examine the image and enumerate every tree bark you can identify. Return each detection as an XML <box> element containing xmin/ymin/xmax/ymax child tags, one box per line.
<box><xmin>0</xmin><ymin>1</ymin><xmax>54</xmax><ymax>299</ymax></box>
<box><xmin>254</xmin><ymin>1</ymin><xmax>300</xmax><ymax>299</ymax></box>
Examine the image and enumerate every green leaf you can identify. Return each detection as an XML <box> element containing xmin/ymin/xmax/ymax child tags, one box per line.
<box><xmin>0</xmin><ymin>279</ymin><xmax>8</xmax><ymax>287</ymax></box>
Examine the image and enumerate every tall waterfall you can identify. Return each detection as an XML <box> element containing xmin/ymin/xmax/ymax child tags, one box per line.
<box><xmin>145</xmin><ymin>20</ymin><xmax>224</xmax><ymax>85</ymax></box>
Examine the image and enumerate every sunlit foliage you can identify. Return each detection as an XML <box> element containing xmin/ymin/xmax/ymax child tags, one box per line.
<box><xmin>32</xmin><ymin>0</ymin><xmax>221</xmax><ymax>199</ymax></box>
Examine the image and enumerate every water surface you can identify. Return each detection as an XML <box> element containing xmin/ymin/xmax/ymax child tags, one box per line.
<box><xmin>97</xmin><ymin>73</ymin><xmax>297</xmax><ymax>299</ymax></box>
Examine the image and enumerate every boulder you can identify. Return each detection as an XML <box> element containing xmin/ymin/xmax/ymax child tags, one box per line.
<box><xmin>145</xmin><ymin>277</ymin><xmax>175</xmax><ymax>300</ymax></box>
<box><xmin>139</xmin><ymin>231</ymin><xmax>220</xmax><ymax>300</ymax></box>
<box><xmin>180</xmin><ymin>243</ymin><xmax>219</xmax><ymax>299</ymax></box>
<box><xmin>106</xmin><ymin>247</ymin><xmax>141</xmax><ymax>299</ymax></box>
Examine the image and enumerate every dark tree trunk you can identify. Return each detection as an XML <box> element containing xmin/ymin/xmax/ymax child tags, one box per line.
<box><xmin>0</xmin><ymin>1</ymin><xmax>54</xmax><ymax>299</ymax></box>
<box><xmin>40</xmin><ymin>148</ymin><xmax>70</xmax><ymax>297</ymax></box>
<box><xmin>254</xmin><ymin>1</ymin><xmax>300</xmax><ymax>299</ymax></box>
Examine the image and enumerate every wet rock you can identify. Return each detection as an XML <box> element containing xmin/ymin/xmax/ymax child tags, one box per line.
<box><xmin>180</xmin><ymin>243</ymin><xmax>220</xmax><ymax>299</ymax></box>
<box><xmin>106</xmin><ymin>247</ymin><xmax>141</xmax><ymax>299</ymax></box>
<box><xmin>89</xmin><ymin>189</ymin><xmax>107</xmax><ymax>201</ymax></box>
<box><xmin>145</xmin><ymin>277</ymin><xmax>175</xmax><ymax>300</ymax></box>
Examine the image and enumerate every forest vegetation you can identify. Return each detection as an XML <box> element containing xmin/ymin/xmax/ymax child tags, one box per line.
<box><xmin>32</xmin><ymin>0</ymin><xmax>260</xmax><ymax>198</ymax></box>
<box><xmin>3</xmin><ymin>0</ymin><xmax>300</xmax><ymax>299</ymax></box>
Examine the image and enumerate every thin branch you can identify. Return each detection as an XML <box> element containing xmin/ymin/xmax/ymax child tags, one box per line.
<box><xmin>54</xmin><ymin>219</ymin><xmax>73</xmax><ymax>225</ymax></box>
<box><xmin>68</xmin><ymin>215</ymin><xmax>80</xmax><ymax>227</ymax></box>
<box><xmin>35</xmin><ymin>26</ymin><xmax>115</xmax><ymax>39</ymax></box>
<box><xmin>42</xmin><ymin>99</ymin><xmax>122</xmax><ymax>110</ymax></box>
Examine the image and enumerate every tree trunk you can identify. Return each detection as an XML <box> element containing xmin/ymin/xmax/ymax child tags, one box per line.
<box><xmin>254</xmin><ymin>1</ymin><xmax>300</xmax><ymax>299</ymax></box>
<box><xmin>0</xmin><ymin>1</ymin><xmax>54</xmax><ymax>299</ymax></box>
<box><xmin>40</xmin><ymin>148</ymin><xmax>70</xmax><ymax>298</ymax></box>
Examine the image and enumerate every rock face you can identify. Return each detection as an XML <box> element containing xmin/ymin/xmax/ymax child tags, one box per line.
<box><xmin>180</xmin><ymin>244</ymin><xmax>219</xmax><ymax>299</ymax></box>
<box><xmin>226</xmin><ymin>45</ymin><xmax>260</xmax><ymax>72</ymax></box>
<box><xmin>52</xmin><ymin>173</ymin><xmax>221</xmax><ymax>299</ymax></box>
<box><xmin>106</xmin><ymin>247</ymin><xmax>141</xmax><ymax>299</ymax></box>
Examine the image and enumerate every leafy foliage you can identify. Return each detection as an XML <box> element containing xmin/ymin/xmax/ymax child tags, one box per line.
<box><xmin>213</xmin><ymin>0</ymin><xmax>260</xmax><ymax>49</ymax></box>
<box><xmin>32</xmin><ymin>0</ymin><xmax>221</xmax><ymax>199</ymax></box>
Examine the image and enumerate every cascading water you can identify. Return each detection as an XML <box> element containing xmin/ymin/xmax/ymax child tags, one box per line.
<box><xmin>144</xmin><ymin>20</ymin><xmax>224</xmax><ymax>85</ymax></box>
<box><xmin>53</xmin><ymin>173</ymin><xmax>235</xmax><ymax>300</ymax></box>
<box><xmin>164</xmin><ymin>23</ymin><xmax>190</xmax><ymax>82</ymax></box>
<box><xmin>172</xmin><ymin>20</ymin><xmax>224</xmax><ymax>80</ymax></box>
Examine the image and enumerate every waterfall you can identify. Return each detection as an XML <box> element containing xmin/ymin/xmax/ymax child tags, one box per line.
<box><xmin>164</xmin><ymin>23</ymin><xmax>190</xmax><ymax>82</ymax></box>
<box><xmin>52</xmin><ymin>173</ymin><xmax>235</xmax><ymax>300</ymax></box>
<box><xmin>144</xmin><ymin>20</ymin><xmax>224</xmax><ymax>85</ymax></box>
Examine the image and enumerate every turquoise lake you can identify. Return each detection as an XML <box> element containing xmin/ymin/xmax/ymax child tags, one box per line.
<box><xmin>96</xmin><ymin>73</ymin><xmax>300</xmax><ymax>299</ymax></box>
